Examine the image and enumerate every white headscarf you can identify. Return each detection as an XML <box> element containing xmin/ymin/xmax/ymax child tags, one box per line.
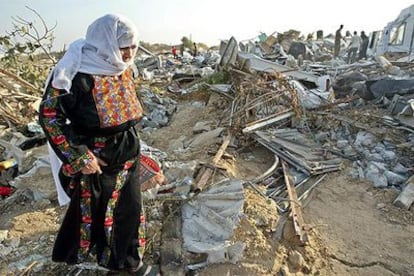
<box><xmin>52</xmin><ymin>13</ymin><xmax>139</xmax><ymax>91</ymax></box>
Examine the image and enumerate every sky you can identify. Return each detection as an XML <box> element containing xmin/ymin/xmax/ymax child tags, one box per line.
<box><xmin>1</xmin><ymin>0</ymin><xmax>414</xmax><ymax>50</ymax></box>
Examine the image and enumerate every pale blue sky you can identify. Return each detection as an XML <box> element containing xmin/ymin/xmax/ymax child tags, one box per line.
<box><xmin>1</xmin><ymin>0</ymin><xmax>414</xmax><ymax>50</ymax></box>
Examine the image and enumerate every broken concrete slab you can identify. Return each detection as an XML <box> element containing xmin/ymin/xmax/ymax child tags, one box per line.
<box><xmin>237</xmin><ymin>52</ymin><xmax>319</xmax><ymax>85</ymax></box>
<box><xmin>193</xmin><ymin>121</ymin><xmax>212</xmax><ymax>134</ymax></box>
<box><xmin>10</xmin><ymin>157</ymin><xmax>55</xmax><ymax>201</ymax></box>
<box><xmin>186</xmin><ymin>128</ymin><xmax>224</xmax><ymax>149</ymax></box>
<box><xmin>367</xmin><ymin>78</ymin><xmax>414</xmax><ymax>99</ymax></box>
<box><xmin>394</xmin><ymin>175</ymin><xmax>414</xmax><ymax>209</ymax></box>
<box><xmin>218</xmin><ymin>36</ymin><xmax>238</xmax><ymax>70</ymax></box>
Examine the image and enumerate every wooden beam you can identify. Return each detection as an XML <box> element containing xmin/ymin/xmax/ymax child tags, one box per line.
<box><xmin>242</xmin><ymin>110</ymin><xmax>294</xmax><ymax>133</ymax></box>
<box><xmin>193</xmin><ymin>134</ymin><xmax>232</xmax><ymax>191</ymax></box>
<box><xmin>281</xmin><ymin>160</ymin><xmax>309</xmax><ymax>244</ymax></box>
<box><xmin>0</xmin><ymin>68</ymin><xmax>39</xmax><ymax>92</ymax></box>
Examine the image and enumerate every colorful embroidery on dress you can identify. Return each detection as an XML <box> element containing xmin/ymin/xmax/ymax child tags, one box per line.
<box><xmin>92</xmin><ymin>69</ymin><xmax>143</xmax><ymax>128</ymax></box>
<box><xmin>78</xmin><ymin>176</ymin><xmax>92</xmax><ymax>262</ymax></box>
<box><xmin>41</xmin><ymin>86</ymin><xmax>93</xmax><ymax>174</ymax></box>
<box><xmin>138</xmin><ymin>213</ymin><xmax>146</xmax><ymax>257</ymax></box>
<box><xmin>99</xmin><ymin>158</ymin><xmax>137</xmax><ymax>266</ymax></box>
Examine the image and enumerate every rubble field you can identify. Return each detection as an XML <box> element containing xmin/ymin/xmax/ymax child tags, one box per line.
<box><xmin>1</xmin><ymin>28</ymin><xmax>414</xmax><ymax>276</ymax></box>
<box><xmin>1</xmin><ymin>90</ymin><xmax>413</xmax><ymax>275</ymax></box>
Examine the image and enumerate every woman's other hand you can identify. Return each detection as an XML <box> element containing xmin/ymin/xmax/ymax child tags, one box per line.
<box><xmin>81</xmin><ymin>155</ymin><xmax>107</xmax><ymax>175</ymax></box>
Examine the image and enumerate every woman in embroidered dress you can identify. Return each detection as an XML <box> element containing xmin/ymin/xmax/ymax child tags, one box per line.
<box><xmin>38</xmin><ymin>14</ymin><xmax>159</xmax><ymax>275</ymax></box>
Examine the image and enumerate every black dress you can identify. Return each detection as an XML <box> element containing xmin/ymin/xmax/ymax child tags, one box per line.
<box><xmin>39</xmin><ymin>67</ymin><xmax>145</xmax><ymax>270</ymax></box>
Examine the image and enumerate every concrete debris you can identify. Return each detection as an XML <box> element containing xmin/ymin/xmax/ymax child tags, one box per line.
<box><xmin>394</xmin><ymin>175</ymin><xmax>414</xmax><ymax>209</ymax></box>
<box><xmin>11</xmin><ymin>156</ymin><xmax>55</xmax><ymax>201</ymax></box>
<box><xmin>186</xmin><ymin>127</ymin><xmax>224</xmax><ymax>149</ymax></box>
<box><xmin>182</xmin><ymin>179</ymin><xmax>244</xmax><ymax>263</ymax></box>
<box><xmin>192</xmin><ymin>121</ymin><xmax>212</xmax><ymax>134</ymax></box>
<box><xmin>368</xmin><ymin>78</ymin><xmax>414</xmax><ymax>98</ymax></box>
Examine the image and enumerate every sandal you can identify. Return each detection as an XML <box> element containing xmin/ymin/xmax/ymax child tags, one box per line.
<box><xmin>130</xmin><ymin>263</ymin><xmax>160</xmax><ymax>276</ymax></box>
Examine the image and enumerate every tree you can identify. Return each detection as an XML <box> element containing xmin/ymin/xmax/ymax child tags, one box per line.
<box><xmin>181</xmin><ymin>36</ymin><xmax>193</xmax><ymax>49</ymax></box>
<box><xmin>0</xmin><ymin>6</ymin><xmax>57</xmax><ymax>90</ymax></box>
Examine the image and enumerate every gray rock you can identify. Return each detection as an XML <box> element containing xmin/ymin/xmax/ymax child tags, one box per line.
<box><xmin>187</xmin><ymin>128</ymin><xmax>224</xmax><ymax>148</ymax></box>
<box><xmin>342</xmin><ymin>145</ymin><xmax>357</xmax><ymax>157</ymax></box>
<box><xmin>352</xmin><ymin>81</ymin><xmax>373</xmax><ymax>100</ymax></box>
<box><xmin>393</xmin><ymin>163</ymin><xmax>409</xmax><ymax>174</ymax></box>
<box><xmin>288</xmin><ymin>250</ymin><xmax>306</xmax><ymax>269</ymax></box>
<box><xmin>382</xmin><ymin>150</ymin><xmax>397</xmax><ymax>163</ymax></box>
<box><xmin>365</xmin><ymin>164</ymin><xmax>388</xmax><ymax>188</ymax></box>
<box><xmin>366</xmin><ymin>153</ymin><xmax>385</xmax><ymax>163</ymax></box>
<box><xmin>376</xmin><ymin>203</ymin><xmax>386</xmax><ymax>209</ymax></box>
<box><xmin>141</xmin><ymin>116</ymin><xmax>159</xmax><ymax>128</ymax></box>
<box><xmin>168</xmin><ymin>136</ymin><xmax>187</xmax><ymax>153</ymax></box>
<box><xmin>150</xmin><ymin>109</ymin><xmax>169</xmax><ymax>127</ymax></box>
<box><xmin>336</xmin><ymin>139</ymin><xmax>349</xmax><ymax>149</ymax></box>
<box><xmin>191</xmin><ymin>101</ymin><xmax>206</xmax><ymax>108</ymax></box>
<box><xmin>164</xmin><ymin>161</ymin><xmax>197</xmax><ymax>183</ymax></box>
<box><xmin>315</xmin><ymin>132</ymin><xmax>329</xmax><ymax>142</ymax></box>
<box><xmin>192</xmin><ymin>121</ymin><xmax>212</xmax><ymax>134</ymax></box>
<box><xmin>373</xmin><ymin>143</ymin><xmax>386</xmax><ymax>153</ymax></box>
<box><xmin>0</xmin><ymin>244</ymin><xmax>12</xmax><ymax>258</ymax></box>
<box><xmin>227</xmin><ymin>242</ymin><xmax>245</xmax><ymax>263</ymax></box>
<box><xmin>348</xmin><ymin>168</ymin><xmax>359</xmax><ymax>179</ymax></box>
<box><xmin>385</xmin><ymin>171</ymin><xmax>407</xmax><ymax>186</ymax></box>
<box><xmin>354</xmin><ymin>131</ymin><xmax>376</xmax><ymax>148</ymax></box>
<box><xmin>369</xmin><ymin>161</ymin><xmax>387</xmax><ymax>171</ymax></box>
<box><xmin>6</xmin><ymin>237</ymin><xmax>20</xmax><ymax>249</ymax></box>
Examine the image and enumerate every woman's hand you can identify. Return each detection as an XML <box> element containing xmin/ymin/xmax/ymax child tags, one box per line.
<box><xmin>81</xmin><ymin>155</ymin><xmax>107</xmax><ymax>175</ymax></box>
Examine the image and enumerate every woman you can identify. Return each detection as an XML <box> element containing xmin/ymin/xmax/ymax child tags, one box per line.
<box><xmin>39</xmin><ymin>14</ymin><xmax>159</xmax><ymax>275</ymax></box>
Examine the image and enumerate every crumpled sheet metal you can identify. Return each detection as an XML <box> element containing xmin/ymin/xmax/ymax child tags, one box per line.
<box><xmin>182</xmin><ymin>178</ymin><xmax>244</xmax><ymax>263</ymax></box>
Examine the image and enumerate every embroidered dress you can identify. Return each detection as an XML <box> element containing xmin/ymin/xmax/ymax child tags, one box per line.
<box><xmin>39</xmin><ymin>68</ymin><xmax>145</xmax><ymax>271</ymax></box>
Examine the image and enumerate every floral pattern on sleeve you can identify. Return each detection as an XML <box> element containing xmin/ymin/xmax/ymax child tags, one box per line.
<box><xmin>39</xmin><ymin>85</ymin><xmax>93</xmax><ymax>175</ymax></box>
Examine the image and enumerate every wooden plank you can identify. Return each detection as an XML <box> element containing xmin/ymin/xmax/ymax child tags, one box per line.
<box><xmin>193</xmin><ymin>134</ymin><xmax>231</xmax><ymax>191</ymax></box>
<box><xmin>0</xmin><ymin>68</ymin><xmax>39</xmax><ymax>92</ymax></box>
<box><xmin>281</xmin><ymin>160</ymin><xmax>308</xmax><ymax>244</ymax></box>
<box><xmin>0</xmin><ymin>76</ymin><xmax>16</xmax><ymax>92</ymax></box>
<box><xmin>242</xmin><ymin>111</ymin><xmax>294</xmax><ymax>133</ymax></box>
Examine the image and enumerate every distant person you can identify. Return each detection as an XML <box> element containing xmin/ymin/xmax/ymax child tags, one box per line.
<box><xmin>180</xmin><ymin>43</ymin><xmax>184</xmax><ymax>56</ymax></box>
<box><xmin>334</xmin><ymin>24</ymin><xmax>344</xmax><ymax>58</ymax></box>
<box><xmin>193</xmin><ymin>42</ymin><xmax>198</xmax><ymax>57</ymax></box>
<box><xmin>171</xmin><ymin>45</ymin><xmax>177</xmax><ymax>59</ymax></box>
<box><xmin>359</xmin><ymin>31</ymin><xmax>369</xmax><ymax>60</ymax></box>
<box><xmin>347</xmin><ymin>31</ymin><xmax>362</xmax><ymax>64</ymax></box>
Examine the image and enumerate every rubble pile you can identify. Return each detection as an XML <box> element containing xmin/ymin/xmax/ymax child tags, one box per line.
<box><xmin>1</xmin><ymin>15</ymin><xmax>414</xmax><ymax>274</ymax></box>
<box><xmin>0</xmin><ymin>68</ymin><xmax>42</xmax><ymax>129</ymax></box>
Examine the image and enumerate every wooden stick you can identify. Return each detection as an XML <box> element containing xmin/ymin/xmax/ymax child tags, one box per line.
<box><xmin>0</xmin><ymin>75</ymin><xmax>17</xmax><ymax>91</ymax></box>
<box><xmin>194</xmin><ymin>134</ymin><xmax>232</xmax><ymax>191</ymax></box>
<box><xmin>281</xmin><ymin>160</ymin><xmax>308</xmax><ymax>244</ymax></box>
<box><xmin>0</xmin><ymin>68</ymin><xmax>40</xmax><ymax>92</ymax></box>
<box><xmin>18</xmin><ymin>260</ymin><xmax>37</xmax><ymax>276</ymax></box>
